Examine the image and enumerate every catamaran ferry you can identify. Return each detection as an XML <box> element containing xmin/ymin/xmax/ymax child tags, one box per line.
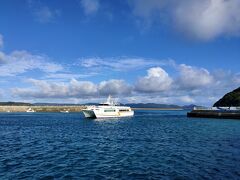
<box><xmin>82</xmin><ymin>96</ymin><xmax>134</xmax><ymax>118</ymax></box>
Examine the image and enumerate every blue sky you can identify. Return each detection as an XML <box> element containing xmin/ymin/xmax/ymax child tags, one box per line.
<box><xmin>0</xmin><ymin>0</ymin><xmax>240</xmax><ymax>105</ymax></box>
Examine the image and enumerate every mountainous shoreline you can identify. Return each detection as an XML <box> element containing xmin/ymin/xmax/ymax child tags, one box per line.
<box><xmin>0</xmin><ymin>102</ymin><xmax>202</xmax><ymax>110</ymax></box>
<box><xmin>214</xmin><ymin>87</ymin><xmax>240</xmax><ymax>107</ymax></box>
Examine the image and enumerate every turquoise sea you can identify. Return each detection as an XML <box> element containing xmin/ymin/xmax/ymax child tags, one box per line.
<box><xmin>0</xmin><ymin>110</ymin><xmax>240</xmax><ymax>179</ymax></box>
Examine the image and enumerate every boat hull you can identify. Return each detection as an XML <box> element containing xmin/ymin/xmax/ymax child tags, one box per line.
<box><xmin>95</xmin><ymin>111</ymin><xmax>134</xmax><ymax>118</ymax></box>
<box><xmin>82</xmin><ymin>110</ymin><xmax>96</xmax><ymax>118</ymax></box>
<box><xmin>82</xmin><ymin>109</ymin><xmax>134</xmax><ymax>119</ymax></box>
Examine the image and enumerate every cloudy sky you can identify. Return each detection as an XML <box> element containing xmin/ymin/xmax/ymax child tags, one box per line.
<box><xmin>0</xmin><ymin>0</ymin><xmax>240</xmax><ymax>105</ymax></box>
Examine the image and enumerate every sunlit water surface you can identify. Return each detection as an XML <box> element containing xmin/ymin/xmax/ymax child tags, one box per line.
<box><xmin>0</xmin><ymin>110</ymin><xmax>240</xmax><ymax>179</ymax></box>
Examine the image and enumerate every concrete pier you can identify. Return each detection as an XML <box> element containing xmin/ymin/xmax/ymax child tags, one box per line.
<box><xmin>187</xmin><ymin>110</ymin><xmax>240</xmax><ymax>119</ymax></box>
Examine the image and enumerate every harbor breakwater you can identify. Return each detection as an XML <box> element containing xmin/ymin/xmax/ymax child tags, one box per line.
<box><xmin>0</xmin><ymin>106</ymin><xmax>86</xmax><ymax>112</ymax></box>
<box><xmin>188</xmin><ymin>110</ymin><xmax>240</xmax><ymax>119</ymax></box>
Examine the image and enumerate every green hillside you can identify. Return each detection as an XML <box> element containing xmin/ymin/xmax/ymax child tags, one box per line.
<box><xmin>213</xmin><ymin>87</ymin><xmax>240</xmax><ymax>107</ymax></box>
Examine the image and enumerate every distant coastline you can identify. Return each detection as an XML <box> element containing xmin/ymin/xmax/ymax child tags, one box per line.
<box><xmin>0</xmin><ymin>101</ymin><xmax>199</xmax><ymax>110</ymax></box>
<box><xmin>0</xmin><ymin>106</ymin><xmax>184</xmax><ymax>113</ymax></box>
<box><xmin>0</xmin><ymin>105</ymin><xmax>85</xmax><ymax>113</ymax></box>
<box><xmin>132</xmin><ymin>108</ymin><xmax>183</xmax><ymax>110</ymax></box>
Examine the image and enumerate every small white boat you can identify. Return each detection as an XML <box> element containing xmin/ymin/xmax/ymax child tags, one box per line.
<box><xmin>82</xmin><ymin>95</ymin><xmax>134</xmax><ymax>118</ymax></box>
<box><xmin>60</xmin><ymin>110</ymin><xmax>69</xmax><ymax>113</ymax></box>
<box><xmin>26</xmin><ymin>108</ymin><xmax>35</xmax><ymax>113</ymax></box>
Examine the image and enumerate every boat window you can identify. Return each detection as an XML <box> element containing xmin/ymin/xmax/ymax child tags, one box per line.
<box><xmin>104</xmin><ymin>109</ymin><xmax>115</xmax><ymax>112</ymax></box>
<box><xmin>119</xmin><ymin>109</ymin><xmax>129</xmax><ymax>112</ymax></box>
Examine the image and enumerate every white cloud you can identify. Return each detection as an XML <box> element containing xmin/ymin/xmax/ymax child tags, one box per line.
<box><xmin>210</xmin><ymin>69</ymin><xmax>240</xmax><ymax>93</ymax></box>
<box><xmin>135</xmin><ymin>67</ymin><xmax>173</xmax><ymax>92</ymax></box>
<box><xmin>99</xmin><ymin>79</ymin><xmax>132</xmax><ymax>95</ymax></box>
<box><xmin>179</xmin><ymin>95</ymin><xmax>195</xmax><ymax>104</ymax></box>
<box><xmin>79</xmin><ymin>57</ymin><xmax>173</xmax><ymax>71</ymax></box>
<box><xmin>130</xmin><ymin>0</ymin><xmax>167</xmax><ymax>27</ymax></box>
<box><xmin>27</xmin><ymin>78</ymin><xmax>69</xmax><ymax>98</ymax></box>
<box><xmin>123</xmin><ymin>95</ymin><xmax>174</xmax><ymax>104</ymax></box>
<box><xmin>0</xmin><ymin>34</ymin><xmax>3</xmax><ymax>48</ymax></box>
<box><xmin>10</xmin><ymin>64</ymin><xmax>240</xmax><ymax>106</ymax></box>
<box><xmin>130</xmin><ymin>0</ymin><xmax>240</xmax><ymax>40</ymax></box>
<box><xmin>123</xmin><ymin>94</ymin><xmax>195</xmax><ymax>105</ymax></box>
<box><xmin>177</xmin><ymin>64</ymin><xmax>214</xmax><ymax>90</ymax></box>
<box><xmin>12</xmin><ymin>79</ymin><xmax>95</xmax><ymax>99</ymax></box>
<box><xmin>12</xmin><ymin>78</ymin><xmax>132</xmax><ymax>99</ymax></box>
<box><xmin>44</xmin><ymin>72</ymin><xmax>97</xmax><ymax>80</ymax></box>
<box><xmin>81</xmin><ymin>0</ymin><xmax>99</xmax><ymax>15</ymax></box>
<box><xmin>0</xmin><ymin>50</ymin><xmax>63</xmax><ymax>76</ymax></box>
<box><xmin>233</xmin><ymin>73</ymin><xmax>240</xmax><ymax>84</ymax></box>
<box><xmin>133</xmin><ymin>65</ymin><xmax>239</xmax><ymax>105</ymax></box>
<box><xmin>34</xmin><ymin>6</ymin><xmax>61</xmax><ymax>23</ymax></box>
<box><xmin>174</xmin><ymin>0</ymin><xmax>240</xmax><ymax>40</ymax></box>
<box><xmin>69</xmin><ymin>79</ymin><xmax>98</xmax><ymax>97</ymax></box>
<box><xmin>27</xmin><ymin>0</ymin><xmax>60</xmax><ymax>23</ymax></box>
<box><xmin>0</xmin><ymin>52</ymin><xmax>5</xmax><ymax>63</ymax></box>
<box><xmin>2</xmin><ymin>50</ymin><xmax>239</xmax><ymax>106</ymax></box>
<box><xmin>0</xmin><ymin>89</ymin><xmax>3</xmax><ymax>98</ymax></box>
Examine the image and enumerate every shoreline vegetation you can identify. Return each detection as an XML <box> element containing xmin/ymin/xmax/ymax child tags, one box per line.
<box><xmin>0</xmin><ymin>106</ymin><xmax>85</xmax><ymax>113</ymax></box>
<box><xmin>213</xmin><ymin>87</ymin><xmax>240</xmax><ymax>107</ymax></box>
<box><xmin>0</xmin><ymin>102</ymin><xmax>195</xmax><ymax>112</ymax></box>
<box><xmin>0</xmin><ymin>106</ymin><xmax>183</xmax><ymax>113</ymax></box>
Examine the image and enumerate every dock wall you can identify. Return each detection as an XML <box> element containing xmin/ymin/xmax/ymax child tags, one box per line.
<box><xmin>187</xmin><ymin>110</ymin><xmax>240</xmax><ymax>119</ymax></box>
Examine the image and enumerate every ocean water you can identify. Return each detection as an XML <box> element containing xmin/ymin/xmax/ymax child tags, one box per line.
<box><xmin>0</xmin><ymin>110</ymin><xmax>240</xmax><ymax>179</ymax></box>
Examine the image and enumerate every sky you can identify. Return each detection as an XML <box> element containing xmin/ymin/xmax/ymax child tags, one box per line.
<box><xmin>0</xmin><ymin>0</ymin><xmax>240</xmax><ymax>106</ymax></box>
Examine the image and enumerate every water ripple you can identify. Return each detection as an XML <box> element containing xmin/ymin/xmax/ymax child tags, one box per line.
<box><xmin>0</xmin><ymin>111</ymin><xmax>240</xmax><ymax>179</ymax></box>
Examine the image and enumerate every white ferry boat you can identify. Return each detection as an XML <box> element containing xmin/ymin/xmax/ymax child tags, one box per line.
<box><xmin>82</xmin><ymin>96</ymin><xmax>134</xmax><ymax>118</ymax></box>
